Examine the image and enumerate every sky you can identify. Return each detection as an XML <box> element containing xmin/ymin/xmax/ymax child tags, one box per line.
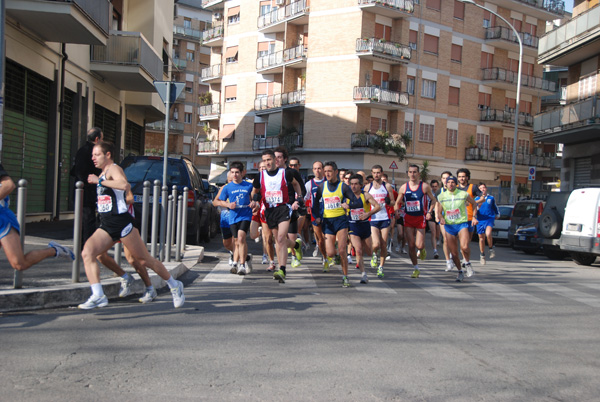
<box><xmin>565</xmin><ymin>0</ymin><xmax>573</xmax><ymax>13</ymax></box>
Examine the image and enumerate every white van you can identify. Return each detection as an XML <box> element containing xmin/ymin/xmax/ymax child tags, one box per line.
<box><xmin>559</xmin><ymin>188</ymin><xmax>600</xmax><ymax>265</ymax></box>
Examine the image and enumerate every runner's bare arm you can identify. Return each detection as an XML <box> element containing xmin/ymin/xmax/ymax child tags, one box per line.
<box><xmin>394</xmin><ymin>184</ymin><xmax>405</xmax><ymax>211</ymax></box>
<box><xmin>0</xmin><ymin>175</ymin><xmax>16</xmax><ymax>199</ymax></box>
<box><xmin>364</xmin><ymin>192</ymin><xmax>381</xmax><ymax>217</ymax></box>
<box><xmin>102</xmin><ymin>165</ymin><xmax>130</xmax><ymax>191</ymax></box>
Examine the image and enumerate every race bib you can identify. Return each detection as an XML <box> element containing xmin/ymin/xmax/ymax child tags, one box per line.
<box><xmin>98</xmin><ymin>195</ymin><xmax>113</xmax><ymax>213</ymax></box>
<box><xmin>446</xmin><ymin>208</ymin><xmax>460</xmax><ymax>220</ymax></box>
<box><xmin>350</xmin><ymin>208</ymin><xmax>364</xmax><ymax>221</ymax></box>
<box><xmin>373</xmin><ymin>194</ymin><xmax>386</xmax><ymax>207</ymax></box>
<box><xmin>265</xmin><ymin>190</ymin><xmax>283</xmax><ymax>205</ymax></box>
<box><xmin>406</xmin><ymin>200</ymin><xmax>420</xmax><ymax>212</ymax></box>
<box><xmin>324</xmin><ymin>196</ymin><xmax>341</xmax><ymax>210</ymax></box>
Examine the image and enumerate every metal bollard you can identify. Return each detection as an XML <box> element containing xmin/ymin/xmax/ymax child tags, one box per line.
<box><xmin>160</xmin><ymin>185</ymin><xmax>169</xmax><ymax>261</ymax></box>
<box><xmin>171</xmin><ymin>185</ymin><xmax>178</xmax><ymax>249</ymax></box>
<box><xmin>13</xmin><ymin>179</ymin><xmax>27</xmax><ymax>289</ymax></box>
<box><xmin>141</xmin><ymin>181</ymin><xmax>151</xmax><ymax>245</ymax></box>
<box><xmin>150</xmin><ymin>180</ymin><xmax>161</xmax><ymax>258</ymax></box>
<box><xmin>165</xmin><ymin>194</ymin><xmax>174</xmax><ymax>262</ymax></box>
<box><xmin>175</xmin><ymin>195</ymin><xmax>183</xmax><ymax>261</ymax></box>
<box><xmin>72</xmin><ymin>181</ymin><xmax>84</xmax><ymax>283</ymax></box>
<box><xmin>181</xmin><ymin>187</ymin><xmax>189</xmax><ymax>253</ymax></box>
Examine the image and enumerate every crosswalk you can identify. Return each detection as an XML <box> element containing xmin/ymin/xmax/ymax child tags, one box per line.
<box><xmin>199</xmin><ymin>254</ymin><xmax>600</xmax><ymax>309</ymax></box>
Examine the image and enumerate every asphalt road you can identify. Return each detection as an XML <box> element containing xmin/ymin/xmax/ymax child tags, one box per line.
<box><xmin>1</xmin><ymin>235</ymin><xmax>599</xmax><ymax>401</ymax></box>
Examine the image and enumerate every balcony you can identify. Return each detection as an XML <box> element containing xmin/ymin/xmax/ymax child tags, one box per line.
<box><xmin>356</xmin><ymin>38</ymin><xmax>411</xmax><ymax>64</ymax></box>
<box><xmin>199</xmin><ymin>104</ymin><xmax>221</xmax><ymax>121</ymax></box>
<box><xmin>173</xmin><ymin>24</ymin><xmax>202</xmax><ymax>41</ymax></box>
<box><xmin>534</xmin><ymin>95</ymin><xmax>600</xmax><ymax>144</ymax></box>
<box><xmin>201</xmin><ymin>0</ymin><xmax>224</xmax><ymax>10</ymax></box>
<box><xmin>90</xmin><ymin>31</ymin><xmax>164</xmax><ymax>92</ymax></box>
<box><xmin>464</xmin><ymin>147</ymin><xmax>556</xmax><ymax>168</ymax></box>
<box><xmin>145</xmin><ymin>120</ymin><xmax>185</xmax><ymax>133</ymax></box>
<box><xmin>351</xmin><ymin>132</ymin><xmax>380</xmax><ymax>148</ymax></box>
<box><xmin>538</xmin><ymin>5</ymin><xmax>600</xmax><ymax>66</ymax></box>
<box><xmin>481</xmin><ymin>68</ymin><xmax>557</xmax><ymax>96</ymax></box>
<box><xmin>357</xmin><ymin>0</ymin><xmax>414</xmax><ymax>18</ymax></box>
<box><xmin>173</xmin><ymin>58</ymin><xmax>187</xmax><ymax>70</ymax></box>
<box><xmin>252</xmin><ymin>134</ymin><xmax>303</xmax><ymax>151</ymax></box>
<box><xmin>484</xmin><ymin>0</ymin><xmax>564</xmax><ymax>21</ymax></box>
<box><xmin>201</xmin><ymin>25</ymin><xmax>224</xmax><ymax>47</ymax></box>
<box><xmin>257</xmin><ymin>0</ymin><xmax>309</xmax><ymax>33</ymax></box>
<box><xmin>6</xmin><ymin>0</ymin><xmax>110</xmax><ymax>45</ymax></box>
<box><xmin>254</xmin><ymin>89</ymin><xmax>306</xmax><ymax>114</ymax></box>
<box><xmin>256</xmin><ymin>45</ymin><xmax>308</xmax><ymax>74</ymax></box>
<box><xmin>479</xmin><ymin>108</ymin><xmax>533</xmax><ymax>128</ymax></box>
<box><xmin>353</xmin><ymin>86</ymin><xmax>409</xmax><ymax>110</ymax></box>
<box><xmin>484</xmin><ymin>26</ymin><xmax>539</xmax><ymax>57</ymax></box>
<box><xmin>200</xmin><ymin>64</ymin><xmax>222</xmax><ymax>83</ymax></box>
<box><xmin>197</xmin><ymin>140</ymin><xmax>220</xmax><ymax>154</ymax></box>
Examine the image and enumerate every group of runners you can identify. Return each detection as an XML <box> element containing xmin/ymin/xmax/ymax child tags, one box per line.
<box><xmin>216</xmin><ymin>149</ymin><xmax>501</xmax><ymax>286</ymax></box>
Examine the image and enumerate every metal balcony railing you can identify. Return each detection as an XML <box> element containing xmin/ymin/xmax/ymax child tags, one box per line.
<box><xmin>357</xmin><ymin>0</ymin><xmax>414</xmax><ymax>14</ymax></box>
<box><xmin>173</xmin><ymin>25</ymin><xmax>202</xmax><ymax>40</ymax></box>
<box><xmin>71</xmin><ymin>0</ymin><xmax>111</xmax><ymax>35</ymax></box>
<box><xmin>350</xmin><ymin>133</ymin><xmax>380</xmax><ymax>148</ymax></box>
<box><xmin>90</xmin><ymin>31</ymin><xmax>163</xmax><ymax>81</ymax></box>
<box><xmin>465</xmin><ymin>147</ymin><xmax>556</xmax><ymax>167</ymax></box>
<box><xmin>197</xmin><ymin>140</ymin><xmax>219</xmax><ymax>153</ymax></box>
<box><xmin>517</xmin><ymin>0</ymin><xmax>565</xmax><ymax>16</ymax></box>
<box><xmin>252</xmin><ymin>134</ymin><xmax>303</xmax><ymax>151</ymax></box>
<box><xmin>480</xmin><ymin>108</ymin><xmax>534</xmax><ymax>127</ymax></box>
<box><xmin>200</xmin><ymin>64</ymin><xmax>222</xmax><ymax>80</ymax></box>
<box><xmin>539</xmin><ymin>3</ymin><xmax>596</xmax><ymax>56</ymax></box>
<box><xmin>199</xmin><ymin>104</ymin><xmax>221</xmax><ymax>116</ymax></box>
<box><xmin>258</xmin><ymin>0</ymin><xmax>308</xmax><ymax>29</ymax></box>
<box><xmin>481</xmin><ymin>68</ymin><xmax>557</xmax><ymax>92</ymax></box>
<box><xmin>256</xmin><ymin>45</ymin><xmax>307</xmax><ymax>69</ymax></box>
<box><xmin>145</xmin><ymin>120</ymin><xmax>185</xmax><ymax>132</ymax></box>
<box><xmin>254</xmin><ymin>89</ymin><xmax>306</xmax><ymax>111</ymax></box>
<box><xmin>534</xmin><ymin>95</ymin><xmax>600</xmax><ymax>133</ymax></box>
<box><xmin>356</xmin><ymin>38</ymin><xmax>411</xmax><ymax>61</ymax></box>
<box><xmin>173</xmin><ymin>58</ymin><xmax>187</xmax><ymax>69</ymax></box>
<box><xmin>201</xmin><ymin>25</ymin><xmax>224</xmax><ymax>42</ymax></box>
<box><xmin>353</xmin><ymin>86</ymin><xmax>409</xmax><ymax>106</ymax></box>
<box><xmin>485</xmin><ymin>26</ymin><xmax>539</xmax><ymax>48</ymax></box>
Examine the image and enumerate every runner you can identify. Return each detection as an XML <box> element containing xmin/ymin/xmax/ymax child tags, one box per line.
<box><xmin>347</xmin><ymin>174</ymin><xmax>380</xmax><ymax>284</ymax></box>
<box><xmin>255</xmin><ymin>161</ymin><xmax>276</xmax><ymax>270</ymax></box>
<box><xmin>367</xmin><ymin>165</ymin><xmax>396</xmax><ymax>278</ymax></box>
<box><xmin>475</xmin><ymin>182</ymin><xmax>499</xmax><ymax>265</ymax></box>
<box><xmin>394</xmin><ymin>203</ymin><xmax>407</xmax><ymax>254</ymax></box>
<box><xmin>439</xmin><ymin>171</ymin><xmax>457</xmax><ymax>272</ymax></box>
<box><xmin>305</xmin><ymin>161</ymin><xmax>328</xmax><ymax>267</ymax></box>
<box><xmin>79</xmin><ymin>142</ymin><xmax>184</xmax><ymax>309</ymax></box>
<box><xmin>428</xmin><ymin>179</ymin><xmax>441</xmax><ymax>259</ymax></box>
<box><xmin>435</xmin><ymin>175</ymin><xmax>478</xmax><ymax>282</ymax></box>
<box><xmin>250</xmin><ymin>149</ymin><xmax>303</xmax><ymax>283</ymax></box>
<box><xmin>395</xmin><ymin>164</ymin><xmax>437</xmax><ymax>278</ymax></box>
<box><xmin>382</xmin><ymin>173</ymin><xmax>397</xmax><ymax>258</ymax></box>
<box><xmin>289</xmin><ymin>157</ymin><xmax>309</xmax><ymax>254</ymax></box>
<box><xmin>214</xmin><ymin>172</ymin><xmax>237</xmax><ymax>268</ymax></box>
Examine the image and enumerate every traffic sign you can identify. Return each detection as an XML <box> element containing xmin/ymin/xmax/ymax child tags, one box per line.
<box><xmin>154</xmin><ymin>81</ymin><xmax>185</xmax><ymax>105</ymax></box>
<box><xmin>389</xmin><ymin>160</ymin><xmax>398</xmax><ymax>170</ymax></box>
<box><xmin>528</xmin><ymin>166</ymin><xmax>536</xmax><ymax>181</ymax></box>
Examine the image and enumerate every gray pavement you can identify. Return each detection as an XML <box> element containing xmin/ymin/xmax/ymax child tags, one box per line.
<box><xmin>0</xmin><ymin>220</ymin><xmax>202</xmax><ymax>312</ymax></box>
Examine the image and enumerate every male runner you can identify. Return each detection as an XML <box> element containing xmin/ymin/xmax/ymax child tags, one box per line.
<box><xmin>475</xmin><ymin>182</ymin><xmax>499</xmax><ymax>265</ymax></box>
<box><xmin>367</xmin><ymin>165</ymin><xmax>396</xmax><ymax>278</ymax></box>
<box><xmin>428</xmin><ymin>179</ymin><xmax>441</xmax><ymax>259</ymax></box>
<box><xmin>305</xmin><ymin>161</ymin><xmax>328</xmax><ymax>267</ymax></box>
<box><xmin>439</xmin><ymin>171</ymin><xmax>457</xmax><ymax>272</ymax></box>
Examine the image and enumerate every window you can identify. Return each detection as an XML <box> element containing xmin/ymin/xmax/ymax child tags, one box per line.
<box><xmin>478</xmin><ymin>92</ymin><xmax>491</xmax><ymax>109</ymax></box>
<box><xmin>578</xmin><ymin>74</ymin><xmax>597</xmax><ymax>100</ymax></box>
<box><xmin>256</xmin><ymin>82</ymin><xmax>269</xmax><ymax>98</ymax></box>
<box><xmin>480</xmin><ymin>52</ymin><xmax>493</xmax><ymax>69</ymax></box>
<box><xmin>221</xmin><ymin>124</ymin><xmax>235</xmax><ymax>141</ymax></box>
<box><xmin>173</xmin><ymin>108</ymin><xmax>179</xmax><ymax>120</ymax></box>
<box><xmin>407</xmin><ymin>76</ymin><xmax>415</xmax><ymax>95</ymax></box>
<box><xmin>449</xmin><ymin>87</ymin><xmax>460</xmax><ymax>105</ymax></box>
<box><xmin>260</xmin><ymin>1</ymin><xmax>271</xmax><ymax>16</ymax></box>
<box><xmin>426</xmin><ymin>0</ymin><xmax>441</xmax><ymax>11</ymax></box>
<box><xmin>421</xmin><ymin>79</ymin><xmax>436</xmax><ymax>99</ymax></box>
<box><xmin>183</xmin><ymin>143</ymin><xmax>191</xmax><ymax>155</ymax></box>
<box><xmin>257</xmin><ymin>41</ymin><xmax>274</xmax><ymax>58</ymax></box>
<box><xmin>375</xmin><ymin>23</ymin><xmax>392</xmax><ymax>41</ymax></box>
<box><xmin>254</xmin><ymin>122</ymin><xmax>266</xmax><ymax>138</ymax></box>
<box><xmin>476</xmin><ymin>133</ymin><xmax>489</xmax><ymax>149</ymax></box>
<box><xmin>372</xmin><ymin>70</ymin><xmax>389</xmax><ymax>87</ymax></box>
<box><xmin>227</xmin><ymin>6</ymin><xmax>240</xmax><ymax>24</ymax></box>
<box><xmin>404</xmin><ymin>121</ymin><xmax>413</xmax><ymax>138</ymax></box>
<box><xmin>483</xmin><ymin>10</ymin><xmax>495</xmax><ymax>28</ymax></box>
<box><xmin>446</xmin><ymin>128</ymin><xmax>457</xmax><ymax>147</ymax></box>
<box><xmin>225</xmin><ymin>85</ymin><xmax>237</xmax><ymax>102</ymax></box>
<box><xmin>184</xmin><ymin>113</ymin><xmax>192</xmax><ymax>124</ymax></box>
<box><xmin>409</xmin><ymin>30</ymin><xmax>418</xmax><ymax>50</ymax></box>
<box><xmin>518</xmin><ymin>139</ymin><xmax>530</xmax><ymax>154</ymax></box>
<box><xmin>225</xmin><ymin>46</ymin><xmax>239</xmax><ymax>63</ymax></box>
<box><xmin>503</xmin><ymin>137</ymin><xmax>514</xmax><ymax>152</ymax></box>
<box><xmin>522</xmin><ymin>100</ymin><xmax>532</xmax><ymax>115</ymax></box>
<box><xmin>505</xmin><ymin>97</ymin><xmax>517</xmax><ymax>111</ymax></box>
<box><xmin>454</xmin><ymin>1</ymin><xmax>465</xmax><ymax>19</ymax></box>
<box><xmin>419</xmin><ymin>123</ymin><xmax>434</xmax><ymax>142</ymax></box>
<box><xmin>185</xmin><ymin>86</ymin><xmax>193</xmax><ymax>93</ymax></box>
<box><xmin>183</xmin><ymin>18</ymin><xmax>191</xmax><ymax>28</ymax></box>
<box><xmin>186</xmin><ymin>51</ymin><xmax>194</xmax><ymax>61</ymax></box>
<box><xmin>370</xmin><ymin>117</ymin><xmax>387</xmax><ymax>133</ymax></box>
<box><xmin>423</xmin><ymin>34</ymin><xmax>438</xmax><ymax>54</ymax></box>
<box><xmin>451</xmin><ymin>44</ymin><xmax>462</xmax><ymax>62</ymax></box>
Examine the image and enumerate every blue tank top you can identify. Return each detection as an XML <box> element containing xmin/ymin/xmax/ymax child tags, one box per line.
<box><xmin>404</xmin><ymin>181</ymin><xmax>428</xmax><ymax>217</ymax></box>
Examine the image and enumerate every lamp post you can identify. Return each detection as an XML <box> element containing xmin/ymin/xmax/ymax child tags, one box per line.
<box><xmin>459</xmin><ymin>0</ymin><xmax>522</xmax><ymax>204</ymax></box>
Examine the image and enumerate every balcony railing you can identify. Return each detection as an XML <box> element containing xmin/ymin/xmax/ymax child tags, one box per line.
<box><xmin>534</xmin><ymin>95</ymin><xmax>600</xmax><ymax>133</ymax></box>
<box><xmin>480</xmin><ymin>108</ymin><xmax>534</xmax><ymax>127</ymax></box>
<box><xmin>465</xmin><ymin>147</ymin><xmax>555</xmax><ymax>167</ymax></box>
<box><xmin>485</xmin><ymin>26</ymin><xmax>539</xmax><ymax>48</ymax></box>
<box><xmin>517</xmin><ymin>0</ymin><xmax>565</xmax><ymax>16</ymax></box>
<box><xmin>258</xmin><ymin>0</ymin><xmax>308</xmax><ymax>29</ymax></box>
<box><xmin>173</xmin><ymin>24</ymin><xmax>202</xmax><ymax>40</ymax></box>
<box><xmin>353</xmin><ymin>86</ymin><xmax>409</xmax><ymax>106</ymax></box>
<box><xmin>71</xmin><ymin>0</ymin><xmax>111</xmax><ymax>35</ymax></box>
<box><xmin>254</xmin><ymin>89</ymin><xmax>306</xmax><ymax>111</ymax></box>
<box><xmin>200</xmin><ymin>64</ymin><xmax>222</xmax><ymax>80</ymax></box>
<box><xmin>197</xmin><ymin>140</ymin><xmax>219</xmax><ymax>153</ymax></box>
<box><xmin>145</xmin><ymin>120</ymin><xmax>185</xmax><ymax>132</ymax></box>
<box><xmin>252</xmin><ymin>134</ymin><xmax>303</xmax><ymax>151</ymax></box>
<box><xmin>351</xmin><ymin>133</ymin><xmax>380</xmax><ymax>148</ymax></box>
<box><xmin>201</xmin><ymin>25</ymin><xmax>224</xmax><ymax>42</ymax></box>
<box><xmin>356</xmin><ymin>38</ymin><xmax>411</xmax><ymax>61</ymax></box>
<box><xmin>199</xmin><ymin>103</ymin><xmax>221</xmax><ymax>117</ymax></box>
<box><xmin>539</xmin><ymin>4</ymin><xmax>597</xmax><ymax>56</ymax></box>
<box><xmin>90</xmin><ymin>31</ymin><xmax>163</xmax><ymax>82</ymax></box>
<box><xmin>256</xmin><ymin>45</ymin><xmax>307</xmax><ymax>69</ymax></box>
<box><xmin>357</xmin><ymin>0</ymin><xmax>415</xmax><ymax>14</ymax></box>
<box><xmin>481</xmin><ymin>68</ymin><xmax>557</xmax><ymax>92</ymax></box>
<box><xmin>173</xmin><ymin>58</ymin><xmax>187</xmax><ymax>69</ymax></box>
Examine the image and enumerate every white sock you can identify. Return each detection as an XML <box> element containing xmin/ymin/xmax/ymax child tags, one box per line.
<box><xmin>146</xmin><ymin>285</ymin><xmax>154</xmax><ymax>292</ymax></box>
<box><xmin>414</xmin><ymin>265</ymin><xmax>419</xmax><ymax>270</ymax></box>
<box><xmin>121</xmin><ymin>273</ymin><xmax>130</xmax><ymax>280</ymax></box>
<box><xmin>166</xmin><ymin>276</ymin><xmax>178</xmax><ymax>288</ymax></box>
<box><xmin>433</xmin><ymin>249</ymin><xmax>437</xmax><ymax>253</ymax></box>
<box><xmin>91</xmin><ymin>283</ymin><xmax>104</xmax><ymax>297</ymax></box>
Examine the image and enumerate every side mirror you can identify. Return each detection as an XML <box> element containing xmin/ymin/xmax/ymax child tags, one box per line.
<box><xmin>208</xmin><ymin>185</ymin><xmax>218</xmax><ymax>194</ymax></box>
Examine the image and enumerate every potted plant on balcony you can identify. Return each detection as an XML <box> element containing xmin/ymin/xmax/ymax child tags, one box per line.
<box><xmin>369</xmin><ymin>130</ymin><xmax>411</xmax><ymax>159</ymax></box>
<box><xmin>466</xmin><ymin>135</ymin><xmax>479</xmax><ymax>160</ymax></box>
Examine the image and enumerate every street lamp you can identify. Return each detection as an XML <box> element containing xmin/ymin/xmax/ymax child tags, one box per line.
<box><xmin>459</xmin><ymin>0</ymin><xmax>522</xmax><ymax>204</ymax></box>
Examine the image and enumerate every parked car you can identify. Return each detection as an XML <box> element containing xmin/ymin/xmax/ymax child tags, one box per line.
<box><xmin>538</xmin><ymin>192</ymin><xmax>571</xmax><ymax>260</ymax></box>
<box><xmin>558</xmin><ymin>188</ymin><xmax>600</xmax><ymax>265</ymax></box>
<box><xmin>120</xmin><ymin>155</ymin><xmax>219</xmax><ymax>244</ymax></box>
<box><xmin>513</xmin><ymin>223</ymin><xmax>542</xmax><ymax>254</ymax></box>
<box><xmin>492</xmin><ymin>205</ymin><xmax>514</xmax><ymax>243</ymax></box>
<box><xmin>508</xmin><ymin>199</ymin><xmax>545</xmax><ymax>247</ymax></box>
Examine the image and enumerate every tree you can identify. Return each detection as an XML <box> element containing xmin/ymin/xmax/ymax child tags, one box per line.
<box><xmin>420</xmin><ymin>160</ymin><xmax>430</xmax><ymax>182</ymax></box>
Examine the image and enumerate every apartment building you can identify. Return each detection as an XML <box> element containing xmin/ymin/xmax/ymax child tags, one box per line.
<box><xmin>1</xmin><ymin>0</ymin><xmax>174</xmax><ymax>220</ymax></box>
<box><xmin>535</xmin><ymin>0</ymin><xmax>600</xmax><ymax>190</ymax></box>
<box><xmin>197</xmin><ymin>0</ymin><xmax>563</xmax><ymax>197</ymax></box>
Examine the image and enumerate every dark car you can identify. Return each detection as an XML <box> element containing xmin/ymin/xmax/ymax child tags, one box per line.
<box><xmin>513</xmin><ymin>223</ymin><xmax>543</xmax><ymax>254</ymax></box>
<box><xmin>508</xmin><ymin>200</ymin><xmax>545</xmax><ymax>246</ymax></box>
<box><xmin>120</xmin><ymin>155</ymin><xmax>219</xmax><ymax>244</ymax></box>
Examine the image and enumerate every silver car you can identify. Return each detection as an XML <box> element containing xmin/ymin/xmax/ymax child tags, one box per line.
<box><xmin>492</xmin><ymin>205</ymin><xmax>514</xmax><ymax>243</ymax></box>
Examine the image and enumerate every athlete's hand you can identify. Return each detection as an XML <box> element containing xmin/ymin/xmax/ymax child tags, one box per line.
<box><xmin>229</xmin><ymin>201</ymin><xmax>236</xmax><ymax>210</ymax></box>
<box><xmin>341</xmin><ymin>203</ymin><xmax>349</xmax><ymax>210</ymax></box>
<box><xmin>472</xmin><ymin>218</ymin><xmax>479</xmax><ymax>226</ymax></box>
<box><xmin>291</xmin><ymin>200</ymin><xmax>299</xmax><ymax>211</ymax></box>
<box><xmin>439</xmin><ymin>217</ymin><xmax>445</xmax><ymax>225</ymax></box>
<box><xmin>359</xmin><ymin>213</ymin><xmax>369</xmax><ymax>221</ymax></box>
<box><xmin>88</xmin><ymin>174</ymin><xmax>99</xmax><ymax>184</ymax></box>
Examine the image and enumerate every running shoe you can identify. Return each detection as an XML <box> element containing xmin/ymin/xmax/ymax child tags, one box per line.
<box><xmin>78</xmin><ymin>294</ymin><xmax>108</xmax><ymax>310</ymax></box>
<box><xmin>291</xmin><ymin>256</ymin><xmax>301</xmax><ymax>268</ymax></box>
<box><xmin>445</xmin><ymin>261</ymin><xmax>454</xmax><ymax>272</ymax></box>
<box><xmin>377</xmin><ymin>266</ymin><xmax>384</xmax><ymax>278</ymax></box>
<box><xmin>419</xmin><ymin>248</ymin><xmax>427</xmax><ymax>260</ymax></box>
<box><xmin>246</xmin><ymin>254</ymin><xmax>253</xmax><ymax>273</ymax></box>
<box><xmin>355</xmin><ymin>263</ymin><xmax>360</xmax><ymax>270</ymax></box>
<box><xmin>228</xmin><ymin>253</ymin><xmax>234</xmax><ymax>267</ymax></box>
<box><xmin>237</xmin><ymin>265</ymin><xmax>247</xmax><ymax>276</ymax></box>
<box><xmin>489</xmin><ymin>248</ymin><xmax>496</xmax><ymax>259</ymax></box>
<box><xmin>433</xmin><ymin>250</ymin><xmax>439</xmax><ymax>259</ymax></box>
<box><xmin>342</xmin><ymin>276</ymin><xmax>351</xmax><ymax>288</ymax></box>
<box><xmin>294</xmin><ymin>238</ymin><xmax>303</xmax><ymax>262</ymax></box>
<box><xmin>170</xmin><ymin>280</ymin><xmax>185</xmax><ymax>308</ymax></box>
<box><xmin>48</xmin><ymin>241</ymin><xmax>75</xmax><ymax>260</ymax></box>
<box><xmin>273</xmin><ymin>269</ymin><xmax>286</xmax><ymax>283</ymax></box>
<box><xmin>411</xmin><ymin>269</ymin><xmax>420</xmax><ymax>278</ymax></box>
<box><xmin>385</xmin><ymin>254</ymin><xmax>391</xmax><ymax>261</ymax></box>
<box><xmin>465</xmin><ymin>262</ymin><xmax>474</xmax><ymax>277</ymax></box>
<box><xmin>480</xmin><ymin>255</ymin><xmax>486</xmax><ymax>266</ymax></box>
<box><xmin>262</xmin><ymin>254</ymin><xmax>268</xmax><ymax>264</ymax></box>
<box><xmin>230</xmin><ymin>264</ymin><xmax>238</xmax><ymax>274</ymax></box>
<box><xmin>313</xmin><ymin>245</ymin><xmax>319</xmax><ymax>258</ymax></box>
<box><xmin>360</xmin><ymin>274</ymin><xmax>369</xmax><ymax>284</ymax></box>
<box><xmin>347</xmin><ymin>255</ymin><xmax>353</xmax><ymax>264</ymax></box>
<box><xmin>254</xmin><ymin>235</ymin><xmax>260</xmax><ymax>243</ymax></box>
<box><xmin>266</xmin><ymin>262</ymin><xmax>276</xmax><ymax>272</ymax></box>
<box><xmin>323</xmin><ymin>257</ymin><xmax>332</xmax><ymax>272</ymax></box>
<box><xmin>334</xmin><ymin>255</ymin><xmax>341</xmax><ymax>265</ymax></box>
<box><xmin>139</xmin><ymin>288</ymin><xmax>157</xmax><ymax>303</ymax></box>
<box><xmin>456</xmin><ymin>271</ymin><xmax>465</xmax><ymax>282</ymax></box>
<box><xmin>401</xmin><ymin>248</ymin><xmax>407</xmax><ymax>254</ymax></box>
<box><xmin>119</xmin><ymin>274</ymin><xmax>134</xmax><ymax>298</ymax></box>
<box><xmin>395</xmin><ymin>245</ymin><xmax>400</xmax><ymax>253</ymax></box>
<box><xmin>370</xmin><ymin>253</ymin><xmax>378</xmax><ymax>268</ymax></box>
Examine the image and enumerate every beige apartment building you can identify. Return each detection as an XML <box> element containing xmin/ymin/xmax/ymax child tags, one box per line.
<box><xmin>1</xmin><ymin>0</ymin><xmax>174</xmax><ymax>220</ymax></box>
<box><xmin>198</xmin><ymin>0</ymin><xmax>563</xmax><ymax>198</ymax></box>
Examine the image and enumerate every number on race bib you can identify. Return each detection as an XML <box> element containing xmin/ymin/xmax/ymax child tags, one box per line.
<box><xmin>265</xmin><ymin>190</ymin><xmax>283</xmax><ymax>205</ymax></box>
<box><xmin>350</xmin><ymin>208</ymin><xmax>364</xmax><ymax>221</ymax></box>
<box><xmin>446</xmin><ymin>208</ymin><xmax>460</xmax><ymax>220</ymax></box>
<box><xmin>98</xmin><ymin>195</ymin><xmax>112</xmax><ymax>213</ymax></box>
<box><xmin>324</xmin><ymin>196</ymin><xmax>341</xmax><ymax>210</ymax></box>
<box><xmin>406</xmin><ymin>200</ymin><xmax>420</xmax><ymax>212</ymax></box>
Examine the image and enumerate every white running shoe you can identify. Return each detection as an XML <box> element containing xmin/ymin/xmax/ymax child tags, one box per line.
<box><xmin>360</xmin><ymin>274</ymin><xmax>369</xmax><ymax>284</ymax></box>
<box><xmin>78</xmin><ymin>294</ymin><xmax>108</xmax><ymax>310</ymax></box>
<box><xmin>246</xmin><ymin>254</ymin><xmax>253</xmax><ymax>272</ymax></box>
<box><xmin>170</xmin><ymin>280</ymin><xmax>185</xmax><ymax>308</ymax></box>
<box><xmin>237</xmin><ymin>265</ymin><xmax>247</xmax><ymax>275</ymax></box>
<box><xmin>385</xmin><ymin>254</ymin><xmax>391</xmax><ymax>261</ymax></box>
<box><xmin>228</xmin><ymin>253</ymin><xmax>234</xmax><ymax>267</ymax></box>
<box><xmin>312</xmin><ymin>245</ymin><xmax>319</xmax><ymax>258</ymax></box>
<box><xmin>395</xmin><ymin>246</ymin><xmax>400</xmax><ymax>253</ymax></box>
<box><xmin>347</xmin><ymin>255</ymin><xmax>353</xmax><ymax>264</ymax></box>
<box><xmin>445</xmin><ymin>261</ymin><xmax>454</xmax><ymax>272</ymax></box>
<box><xmin>262</xmin><ymin>254</ymin><xmax>268</xmax><ymax>264</ymax></box>
<box><xmin>139</xmin><ymin>288</ymin><xmax>157</xmax><ymax>303</ymax></box>
<box><xmin>489</xmin><ymin>248</ymin><xmax>496</xmax><ymax>259</ymax></box>
<box><xmin>480</xmin><ymin>255</ymin><xmax>486</xmax><ymax>266</ymax></box>
<box><xmin>401</xmin><ymin>248</ymin><xmax>407</xmax><ymax>254</ymax></box>
<box><xmin>465</xmin><ymin>262</ymin><xmax>474</xmax><ymax>277</ymax></box>
<box><xmin>48</xmin><ymin>241</ymin><xmax>75</xmax><ymax>260</ymax></box>
<box><xmin>119</xmin><ymin>275</ymin><xmax>134</xmax><ymax>297</ymax></box>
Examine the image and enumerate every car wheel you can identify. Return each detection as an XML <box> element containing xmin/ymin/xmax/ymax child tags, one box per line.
<box><xmin>539</xmin><ymin>209</ymin><xmax>561</xmax><ymax>239</ymax></box>
<box><xmin>543</xmin><ymin>248</ymin><xmax>566</xmax><ymax>260</ymax></box>
<box><xmin>570</xmin><ymin>252</ymin><xmax>597</xmax><ymax>266</ymax></box>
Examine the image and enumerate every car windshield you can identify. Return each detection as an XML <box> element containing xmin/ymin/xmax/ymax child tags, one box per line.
<box><xmin>122</xmin><ymin>159</ymin><xmax>187</xmax><ymax>187</ymax></box>
<box><xmin>513</xmin><ymin>202</ymin><xmax>539</xmax><ymax>218</ymax></box>
<box><xmin>498</xmin><ymin>206</ymin><xmax>513</xmax><ymax>220</ymax></box>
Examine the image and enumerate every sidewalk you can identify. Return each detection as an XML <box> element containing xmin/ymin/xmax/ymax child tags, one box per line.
<box><xmin>0</xmin><ymin>219</ymin><xmax>203</xmax><ymax>313</ymax></box>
